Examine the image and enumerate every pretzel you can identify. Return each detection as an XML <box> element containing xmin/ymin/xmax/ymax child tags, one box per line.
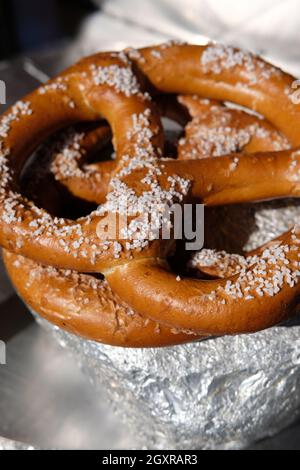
<box><xmin>49</xmin><ymin>95</ymin><xmax>289</xmax><ymax>204</ymax></box>
<box><xmin>3</xmin><ymin>250</ymin><xmax>200</xmax><ymax>347</ymax></box>
<box><xmin>2</xmin><ymin>42</ymin><xmax>300</xmax><ymax>344</ymax></box>
<box><xmin>5</xmin><ymin>82</ymin><xmax>291</xmax><ymax>345</ymax></box>
<box><xmin>31</xmin><ymin>96</ymin><xmax>188</xmax><ymax>204</ymax></box>
<box><xmin>24</xmin><ymin>123</ymin><xmax>113</xmax><ymax>205</ymax></box>
<box><xmin>177</xmin><ymin>95</ymin><xmax>290</xmax><ymax>159</ymax></box>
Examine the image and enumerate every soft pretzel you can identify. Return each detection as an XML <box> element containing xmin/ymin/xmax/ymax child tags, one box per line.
<box><xmin>3</xmin><ymin>250</ymin><xmax>200</xmax><ymax>347</ymax></box>
<box><xmin>43</xmin><ymin>96</ymin><xmax>188</xmax><ymax>204</ymax></box>
<box><xmin>6</xmin><ymin>91</ymin><xmax>287</xmax><ymax>345</ymax></box>
<box><xmin>2</xmin><ymin>42</ymin><xmax>300</xmax><ymax>343</ymax></box>
<box><xmin>48</xmin><ymin>95</ymin><xmax>289</xmax><ymax>204</ymax></box>
<box><xmin>177</xmin><ymin>95</ymin><xmax>290</xmax><ymax>159</ymax></box>
<box><xmin>24</xmin><ymin>123</ymin><xmax>113</xmax><ymax>205</ymax></box>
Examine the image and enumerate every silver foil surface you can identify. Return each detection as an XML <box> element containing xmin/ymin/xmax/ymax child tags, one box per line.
<box><xmin>0</xmin><ymin>437</ymin><xmax>36</xmax><ymax>450</ymax></box>
<box><xmin>34</xmin><ymin>313</ymin><xmax>300</xmax><ymax>450</ymax></box>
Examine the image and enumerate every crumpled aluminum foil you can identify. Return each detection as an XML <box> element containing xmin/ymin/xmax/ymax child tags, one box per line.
<box><xmin>0</xmin><ymin>436</ymin><xmax>36</xmax><ymax>450</ymax></box>
<box><xmin>35</xmin><ymin>313</ymin><xmax>300</xmax><ymax>450</ymax></box>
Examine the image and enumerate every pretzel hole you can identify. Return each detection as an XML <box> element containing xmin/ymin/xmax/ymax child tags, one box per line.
<box><xmin>19</xmin><ymin>122</ymin><xmax>114</xmax><ymax>219</ymax></box>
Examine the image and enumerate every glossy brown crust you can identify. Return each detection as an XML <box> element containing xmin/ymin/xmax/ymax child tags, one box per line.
<box><xmin>2</xmin><ymin>43</ymin><xmax>300</xmax><ymax>344</ymax></box>
<box><xmin>0</xmin><ymin>53</ymin><xmax>166</xmax><ymax>271</ymax></box>
<box><xmin>3</xmin><ymin>250</ymin><xmax>201</xmax><ymax>347</ymax></box>
<box><xmin>106</xmin><ymin>229</ymin><xmax>300</xmax><ymax>335</ymax></box>
<box><xmin>49</xmin><ymin>96</ymin><xmax>187</xmax><ymax>204</ymax></box>
<box><xmin>136</xmin><ymin>45</ymin><xmax>300</xmax><ymax>144</ymax></box>
<box><xmin>51</xmin><ymin>124</ymin><xmax>114</xmax><ymax>204</ymax></box>
<box><xmin>50</xmin><ymin>95</ymin><xmax>289</xmax><ymax>203</ymax></box>
<box><xmin>48</xmin><ymin>147</ymin><xmax>300</xmax><ymax>208</ymax></box>
<box><xmin>1</xmin><ymin>44</ymin><xmax>300</xmax><ymax>273</ymax></box>
<box><xmin>177</xmin><ymin>95</ymin><xmax>290</xmax><ymax>159</ymax></box>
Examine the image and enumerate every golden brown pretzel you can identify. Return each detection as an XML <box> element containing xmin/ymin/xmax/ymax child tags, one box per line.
<box><xmin>1</xmin><ymin>44</ymin><xmax>300</xmax><ymax>271</ymax></box>
<box><xmin>177</xmin><ymin>95</ymin><xmax>290</xmax><ymax>159</ymax></box>
<box><xmin>49</xmin><ymin>95</ymin><xmax>289</xmax><ymax>204</ymax></box>
<box><xmin>24</xmin><ymin>123</ymin><xmax>114</xmax><ymax>205</ymax></box>
<box><xmin>3</xmin><ymin>250</ymin><xmax>200</xmax><ymax>347</ymax></box>
<box><xmin>106</xmin><ymin>230</ymin><xmax>300</xmax><ymax>335</ymax></box>
<box><xmin>2</xmin><ymin>42</ymin><xmax>300</xmax><ymax>343</ymax></box>
<box><xmin>6</xmin><ymin>82</ymin><xmax>291</xmax><ymax>344</ymax></box>
<box><xmin>47</xmin><ymin>95</ymin><xmax>188</xmax><ymax>203</ymax></box>
<box><xmin>0</xmin><ymin>52</ymin><xmax>167</xmax><ymax>272</ymax></box>
<box><xmin>6</xmin><ymin>91</ymin><xmax>287</xmax><ymax>345</ymax></box>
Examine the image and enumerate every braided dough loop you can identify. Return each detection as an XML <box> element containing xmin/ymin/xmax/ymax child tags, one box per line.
<box><xmin>5</xmin><ymin>87</ymin><xmax>292</xmax><ymax>345</ymax></box>
<box><xmin>48</xmin><ymin>95</ymin><xmax>188</xmax><ymax>204</ymax></box>
<box><xmin>104</xmin><ymin>43</ymin><xmax>300</xmax><ymax>335</ymax></box>
<box><xmin>1</xmin><ymin>44</ymin><xmax>300</xmax><ymax>272</ymax></box>
<box><xmin>49</xmin><ymin>95</ymin><xmax>289</xmax><ymax>204</ymax></box>
<box><xmin>136</xmin><ymin>44</ymin><xmax>300</xmax><ymax>144</ymax></box>
<box><xmin>177</xmin><ymin>95</ymin><xmax>290</xmax><ymax>159</ymax></box>
<box><xmin>3</xmin><ymin>250</ymin><xmax>201</xmax><ymax>347</ymax></box>
<box><xmin>2</xmin><ymin>43</ymin><xmax>300</xmax><ymax>340</ymax></box>
<box><xmin>106</xmin><ymin>228</ymin><xmax>300</xmax><ymax>335</ymax></box>
<box><xmin>0</xmin><ymin>53</ymin><xmax>172</xmax><ymax>271</ymax></box>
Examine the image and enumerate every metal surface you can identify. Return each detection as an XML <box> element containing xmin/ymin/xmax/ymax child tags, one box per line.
<box><xmin>0</xmin><ymin>299</ymin><xmax>132</xmax><ymax>449</ymax></box>
<box><xmin>1</xmin><ymin>8</ymin><xmax>300</xmax><ymax>450</ymax></box>
<box><xmin>34</xmin><ymin>308</ymin><xmax>300</xmax><ymax>450</ymax></box>
<box><xmin>1</xmin><ymin>295</ymin><xmax>300</xmax><ymax>449</ymax></box>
